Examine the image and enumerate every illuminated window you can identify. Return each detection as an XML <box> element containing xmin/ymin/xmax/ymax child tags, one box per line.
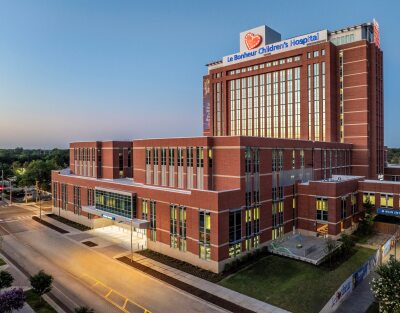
<box><xmin>316</xmin><ymin>197</ymin><xmax>328</xmax><ymax>221</ymax></box>
<box><xmin>199</xmin><ymin>210</ymin><xmax>211</xmax><ymax>260</ymax></box>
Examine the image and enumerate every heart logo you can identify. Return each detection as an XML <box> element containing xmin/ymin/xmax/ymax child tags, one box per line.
<box><xmin>245</xmin><ymin>32</ymin><xmax>262</xmax><ymax>50</ymax></box>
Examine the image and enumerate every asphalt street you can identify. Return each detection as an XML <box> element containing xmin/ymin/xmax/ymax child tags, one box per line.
<box><xmin>0</xmin><ymin>203</ymin><xmax>226</xmax><ymax>313</ymax></box>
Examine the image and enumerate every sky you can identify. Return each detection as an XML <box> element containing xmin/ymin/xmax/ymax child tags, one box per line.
<box><xmin>0</xmin><ymin>0</ymin><xmax>399</xmax><ymax>149</ymax></box>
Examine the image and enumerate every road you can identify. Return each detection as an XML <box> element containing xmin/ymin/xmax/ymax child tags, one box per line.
<box><xmin>0</xmin><ymin>203</ymin><xmax>226</xmax><ymax>313</ymax></box>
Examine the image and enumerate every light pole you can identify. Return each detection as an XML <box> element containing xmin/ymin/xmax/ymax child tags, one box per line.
<box><xmin>1</xmin><ymin>170</ymin><xmax>4</xmax><ymax>204</ymax></box>
<box><xmin>7</xmin><ymin>179</ymin><xmax>12</xmax><ymax>205</ymax></box>
<box><xmin>130</xmin><ymin>195</ymin><xmax>133</xmax><ymax>262</ymax></box>
<box><xmin>36</xmin><ymin>180</ymin><xmax>42</xmax><ymax>219</ymax></box>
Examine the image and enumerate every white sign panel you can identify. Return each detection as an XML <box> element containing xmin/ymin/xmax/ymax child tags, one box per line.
<box><xmin>223</xmin><ymin>30</ymin><xmax>328</xmax><ymax>65</ymax></box>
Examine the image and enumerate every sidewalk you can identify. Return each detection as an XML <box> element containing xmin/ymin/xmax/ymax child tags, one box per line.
<box><xmin>120</xmin><ymin>253</ymin><xmax>289</xmax><ymax>313</ymax></box>
<box><xmin>335</xmin><ymin>271</ymin><xmax>377</xmax><ymax>313</ymax></box>
<box><xmin>39</xmin><ymin>215</ymin><xmax>288</xmax><ymax>313</ymax></box>
<box><xmin>1</xmin><ymin>254</ymin><xmax>35</xmax><ymax>313</ymax></box>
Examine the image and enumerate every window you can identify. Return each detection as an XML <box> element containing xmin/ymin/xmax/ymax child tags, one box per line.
<box><xmin>73</xmin><ymin>186</ymin><xmax>81</xmax><ymax>215</ymax></box>
<box><xmin>168</xmin><ymin>148</ymin><xmax>175</xmax><ymax>166</ymax></box>
<box><xmin>196</xmin><ymin>147</ymin><xmax>204</xmax><ymax>167</ymax></box>
<box><xmin>229</xmin><ymin>210</ymin><xmax>242</xmax><ymax>258</ymax></box>
<box><xmin>321</xmin><ymin>49</ymin><xmax>325</xmax><ymax>56</ymax></box>
<box><xmin>363</xmin><ymin>192</ymin><xmax>375</xmax><ymax>205</ymax></box>
<box><xmin>61</xmin><ymin>184</ymin><xmax>68</xmax><ymax>210</ymax></box>
<box><xmin>341</xmin><ymin>197</ymin><xmax>347</xmax><ymax>220</ymax></box>
<box><xmin>300</xmin><ymin>149</ymin><xmax>305</xmax><ymax>168</ymax></box>
<box><xmin>142</xmin><ymin>199</ymin><xmax>148</xmax><ymax>220</ymax></box>
<box><xmin>316</xmin><ymin>198</ymin><xmax>328</xmax><ymax>221</ymax></box>
<box><xmin>53</xmin><ymin>183</ymin><xmax>58</xmax><ymax>208</ymax></box>
<box><xmin>381</xmin><ymin>194</ymin><xmax>393</xmax><ymax>208</ymax></box>
<box><xmin>187</xmin><ymin>147</ymin><xmax>193</xmax><ymax>167</ymax></box>
<box><xmin>313</xmin><ymin>50</ymin><xmax>319</xmax><ymax>57</ymax></box>
<box><xmin>199</xmin><ymin>210</ymin><xmax>211</xmax><ymax>260</ymax></box>
<box><xmin>150</xmin><ymin>200</ymin><xmax>156</xmax><ymax>241</ymax></box>
<box><xmin>146</xmin><ymin>148</ymin><xmax>151</xmax><ymax>165</ymax></box>
<box><xmin>292</xmin><ymin>150</ymin><xmax>296</xmax><ymax>169</ymax></box>
<box><xmin>128</xmin><ymin>148</ymin><xmax>132</xmax><ymax>168</ymax></box>
<box><xmin>179</xmin><ymin>207</ymin><xmax>187</xmax><ymax>251</ymax></box>
<box><xmin>161</xmin><ymin>148</ymin><xmax>167</xmax><ymax>166</ymax></box>
<box><xmin>118</xmin><ymin>149</ymin><xmax>124</xmax><ymax>178</ymax></box>
<box><xmin>272</xmin><ymin>201</ymin><xmax>284</xmax><ymax>239</ymax></box>
<box><xmin>307</xmin><ymin>52</ymin><xmax>311</xmax><ymax>59</ymax></box>
<box><xmin>170</xmin><ymin>204</ymin><xmax>178</xmax><ymax>248</ymax></box>
<box><xmin>351</xmin><ymin>194</ymin><xmax>357</xmax><ymax>214</ymax></box>
<box><xmin>87</xmin><ymin>188</ymin><xmax>95</xmax><ymax>206</ymax></box>
<box><xmin>95</xmin><ymin>189</ymin><xmax>135</xmax><ymax>219</ymax></box>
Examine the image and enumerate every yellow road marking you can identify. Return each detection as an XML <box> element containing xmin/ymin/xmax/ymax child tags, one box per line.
<box><xmin>80</xmin><ymin>273</ymin><xmax>151</xmax><ymax>313</ymax></box>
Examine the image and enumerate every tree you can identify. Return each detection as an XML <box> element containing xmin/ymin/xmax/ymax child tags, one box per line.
<box><xmin>19</xmin><ymin>159</ymin><xmax>58</xmax><ymax>191</ymax></box>
<box><xmin>0</xmin><ymin>271</ymin><xmax>14</xmax><ymax>290</ymax></box>
<box><xmin>371</xmin><ymin>259</ymin><xmax>400</xmax><ymax>312</ymax></box>
<box><xmin>0</xmin><ymin>288</ymin><xmax>25</xmax><ymax>313</ymax></box>
<box><xmin>339</xmin><ymin>234</ymin><xmax>354</xmax><ymax>257</ymax></box>
<box><xmin>74</xmin><ymin>306</ymin><xmax>95</xmax><ymax>313</ymax></box>
<box><xmin>324</xmin><ymin>237</ymin><xmax>337</xmax><ymax>267</ymax></box>
<box><xmin>29</xmin><ymin>270</ymin><xmax>53</xmax><ymax>304</ymax></box>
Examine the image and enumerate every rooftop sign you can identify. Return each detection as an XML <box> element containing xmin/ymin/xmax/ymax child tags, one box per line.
<box><xmin>223</xmin><ymin>28</ymin><xmax>328</xmax><ymax>65</ymax></box>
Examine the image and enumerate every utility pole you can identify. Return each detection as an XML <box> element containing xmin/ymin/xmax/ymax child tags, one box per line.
<box><xmin>1</xmin><ymin>169</ymin><xmax>3</xmax><ymax>204</ymax></box>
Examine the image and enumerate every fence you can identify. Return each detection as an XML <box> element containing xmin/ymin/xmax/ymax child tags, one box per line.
<box><xmin>374</xmin><ymin>222</ymin><xmax>399</xmax><ymax>234</ymax></box>
<box><xmin>319</xmin><ymin>250</ymin><xmax>380</xmax><ymax>313</ymax></box>
<box><xmin>320</xmin><ymin>226</ymin><xmax>399</xmax><ymax>312</ymax></box>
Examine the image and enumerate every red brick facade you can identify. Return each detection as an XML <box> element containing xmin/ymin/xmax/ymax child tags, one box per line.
<box><xmin>52</xmin><ymin>21</ymin><xmax>395</xmax><ymax>273</ymax></box>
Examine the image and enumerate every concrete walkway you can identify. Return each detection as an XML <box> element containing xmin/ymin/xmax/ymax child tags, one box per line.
<box><xmin>128</xmin><ymin>253</ymin><xmax>289</xmax><ymax>313</ymax></box>
<box><xmin>335</xmin><ymin>271</ymin><xmax>377</xmax><ymax>313</ymax></box>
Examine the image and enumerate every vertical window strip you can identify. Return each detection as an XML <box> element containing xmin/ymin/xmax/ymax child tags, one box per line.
<box><xmin>287</xmin><ymin>69</ymin><xmax>293</xmax><ymax>139</ymax></box>
<box><xmin>260</xmin><ymin>74</ymin><xmax>265</xmax><ymax>137</ymax></box>
<box><xmin>273</xmin><ymin>72</ymin><xmax>279</xmax><ymax>137</ymax></box>
<box><xmin>241</xmin><ymin>78</ymin><xmax>247</xmax><ymax>135</ymax></box>
<box><xmin>322</xmin><ymin>62</ymin><xmax>326</xmax><ymax>141</ymax></box>
<box><xmin>230</xmin><ymin>80</ymin><xmax>235</xmax><ymax>136</ymax></box>
<box><xmin>280</xmin><ymin>70</ymin><xmax>286</xmax><ymax>138</ymax></box>
<box><xmin>294</xmin><ymin>67</ymin><xmax>301</xmax><ymax>139</ymax></box>
<box><xmin>308</xmin><ymin>64</ymin><xmax>312</xmax><ymax>140</ymax></box>
<box><xmin>247</xmin><ymin>76</ymin><xmax>253</xmax><ymax>136</ymax></box>
<box><xmin>314</xmin><ymin>63</ymin><xmax>320</xmax><ymax>141</ymax></box>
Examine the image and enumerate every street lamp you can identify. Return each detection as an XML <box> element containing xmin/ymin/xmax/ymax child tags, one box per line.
<box><xmin>36</xmin><ymin>181</ymin><xmax>42</xmax><ymax>220</ymax></box>
<box><xmin>130</xmin><ymin>195</ymin><xmax>133</xmax><ymax>263</ymax></box>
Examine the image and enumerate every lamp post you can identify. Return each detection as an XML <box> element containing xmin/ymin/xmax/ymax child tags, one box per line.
<box><xmin>130</xmin><ymin>195</ymin><xmax>133</xmax><ymax>263</ymax></box>
<box><xmin>1</xmin><ymin>170</ymin><xmax>4</xmax><ymax>204</ymax></box>
<box><xmin>36</xmin><ymin>180</ymin><xmax>42</xmax><ymax>219</ymax></box>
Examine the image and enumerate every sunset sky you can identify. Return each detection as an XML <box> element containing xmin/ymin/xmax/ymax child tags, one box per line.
<box><xmin>1</xmin><ymin>0</ymin><xmax>399</xmax><ymax>148</ymax></box>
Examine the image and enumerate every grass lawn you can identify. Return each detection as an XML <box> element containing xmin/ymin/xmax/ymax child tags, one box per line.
<box><xmin>0</xmin><ymin>258</ymin><xmax>6</xmax><ymax>266</ymax></box>
<box><xmin>219</xmin><ymin>247</ymin><xmax>375</xmax><ymax>313</ymax></box>
<box><xmin>25</xmin><ymin>290</ymin><xmax>57</xmax><ymax>313</ymax></box>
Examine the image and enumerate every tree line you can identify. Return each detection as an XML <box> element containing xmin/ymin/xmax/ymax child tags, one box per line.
<box><xmin>0</xmin><ymin>148</ymin><xmax>69</xmax><ymax>191</ymax></box>
<box><xmin>387</xmin><ymin>148</ymin><xmax>400</xmax><ymax>164</ymax></box>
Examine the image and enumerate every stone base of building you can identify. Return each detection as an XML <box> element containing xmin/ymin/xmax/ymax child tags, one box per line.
<box><xmin>147</xmin><ymin>240</ymin><xmax>222</xmax><ymax>273</ymax></box>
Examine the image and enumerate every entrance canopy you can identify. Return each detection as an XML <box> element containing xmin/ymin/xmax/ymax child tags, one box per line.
<box><xmin>82</xmin><ymin>205</ymin><xmax>149</xmax><ymax>229</ymax></box>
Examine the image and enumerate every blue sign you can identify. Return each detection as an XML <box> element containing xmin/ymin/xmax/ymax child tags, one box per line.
<box><xmin>377</xmin><ymin>208</ymin><xmax>400</xmax><ymax>216</ymax></box>
<box><xmin>102</xmin><ymin>214</ymin><xmax>115</xmax><ymax>220</ymax></box>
